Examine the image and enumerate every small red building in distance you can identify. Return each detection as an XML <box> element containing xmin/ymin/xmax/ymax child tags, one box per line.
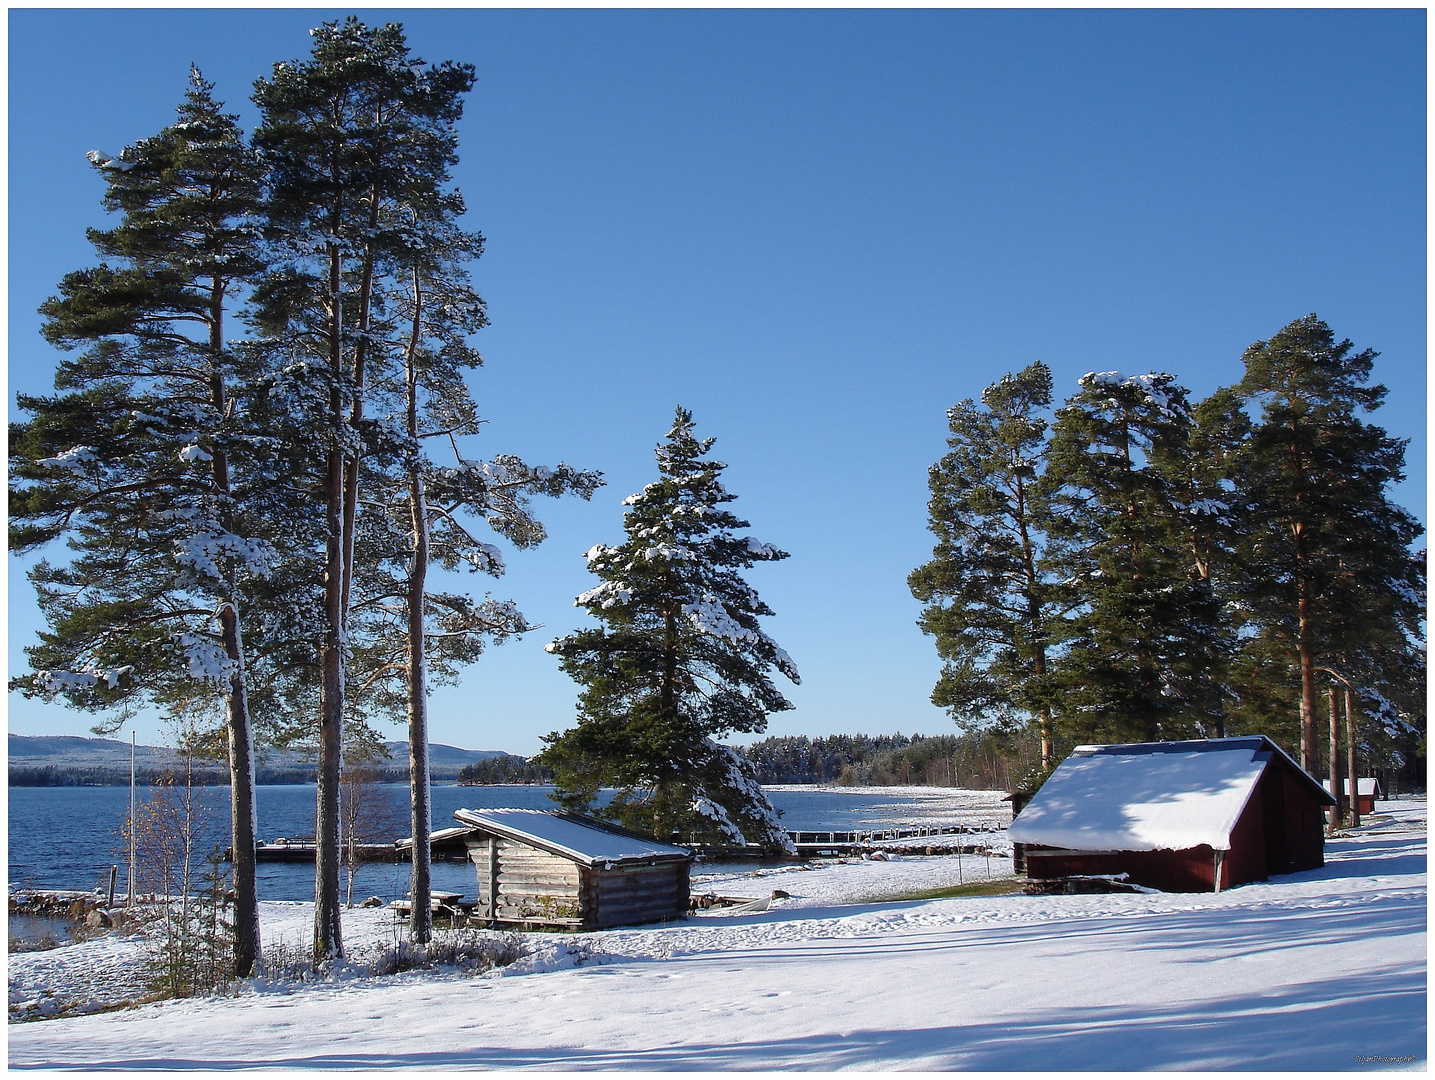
<box><xmin>1009</xmin><ymin>736</ymin><xmax>1336</xmax><ymax>893</ymax></box>
<box><xmin>1325</xmin><ymin>777</ymin><xmax>1386</xmax><ymax>817</ymax></box>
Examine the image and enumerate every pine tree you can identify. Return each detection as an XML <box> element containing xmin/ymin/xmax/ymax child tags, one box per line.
<box><xmin>540</xmin><ymin>408</ymin><xmax>798</xmax><ymax>849</ymax></box>
<box><xmin>1232</xmin><ymin>315</ymin><xmax>1424</xmax><ymax>775</ymax></box>
<box><xmin>10</xmin><ymin>70</ymin><xmax>270</xmax><ymax>976</ymax></box>
<box><xmin>251</xmin><ymin>18</ymin><xmax>478</xmax><ymax>959</ymax></box>
<box><xmin>908</xmin><ymin>362</ymin><xmax>1063</xmax><ymax>770</ymax></box>
<box><xmin>1042</xmin><ymin>370</ymin><xmax>1229</xmax><ymax>742</ymax></box>
<box><xmin>343</xmin><ymin>224</ymin><xmax>601</xmax><ymax>941</ymax></box>
<box><xmin>1168</xmin><ymin>387</ymin><xmax>1250</xmax><ymax>738</ymax></box>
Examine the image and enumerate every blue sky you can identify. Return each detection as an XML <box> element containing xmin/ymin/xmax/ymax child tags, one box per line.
<box><xmin>8</xmin><ymin>9</ymin><xmax>1426</xmax><ymax>755</ymax></box>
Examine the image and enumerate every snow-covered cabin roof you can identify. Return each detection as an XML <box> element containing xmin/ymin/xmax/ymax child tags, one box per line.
<box><xmin>451</xmin><ymin>808</ymin><xmax>693</xmax><ymax>867</ymax></box>
<box><xmin>1009</xmin><ymin>737</ymin><xmax>1333</xmax><ymax>854</ymax></box>
<box><xmin>1325</xmin><ymin>777</ymin><xmax>1382</xmax><ymax>798</ymax></box>
<box><xmin>395</xmin><ymin>825</ymin><xmax>472</xmax><ymax>851</ymax></box>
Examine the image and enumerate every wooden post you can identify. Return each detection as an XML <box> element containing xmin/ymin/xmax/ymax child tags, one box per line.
<box><xmin>487</xmin><ymin>837</ymin><xmax>498</xmax><ymax>924</ymax></box>
<box><xmin>108</xmin><ymin>866</ymin><xmax>117</xmax><ymax>910</ymax></box>
<box><xmin>128</xmin><ymin>732</ymin><xmax>136</xmax><ymax>907</ymax></box>
<box><xmin>1327</xmin><ymin>686</ymin><xmax>1343</xmax><ymax>833</ymax></box>
<box><xmin>1345</xmin><ymin>688</ymin><xmax>1361</xmax><ymax>828</ymax></box>
<box><xmin>1213</xmin><ymin>849</ymin><xmax>1225</xmax><ymax>893</ymax></box>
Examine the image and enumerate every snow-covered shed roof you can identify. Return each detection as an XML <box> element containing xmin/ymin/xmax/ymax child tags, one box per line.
<box><xmin>451</xmin><ymin>808</ymin><xmax>693</xmax><ymax>868</ymax></box>
<box><xmin>1325</xmin><ymin>777</ymin><xmax>1382</xmax><ymax>798</ymax></box>
<box><xmin>1008</xmin><ymin>737</ymin><xmax>1333</xmax><ymax>854</ymax></box>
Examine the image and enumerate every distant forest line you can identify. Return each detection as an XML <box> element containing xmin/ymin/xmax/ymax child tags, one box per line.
<box><xmin>9</xmin><ymin>765</ymin><xmax>415</xmax><ymax>788</ymax></box>
<box><xmin>19</xmin><ymin>729</ymin><xmax>1422</xmax><ymax>792</ymax></box>
<box><xmin>457</xmin><ymin>731</ymin><xmax>1048</xmax><ymax>791</ymax></box>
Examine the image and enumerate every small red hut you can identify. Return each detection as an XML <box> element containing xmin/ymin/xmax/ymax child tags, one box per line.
<box><xmin>1325</xmin><ymin>777</ymin><xmax>1386</xmax><ymax>817</ymax></box>
<box><xmin>1010</xmin><ymin>736</ymin><xmax>1335</xmax><ymax>893</ymax></box>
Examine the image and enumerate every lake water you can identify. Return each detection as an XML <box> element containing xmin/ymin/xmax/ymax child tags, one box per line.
<box><xmin>8</xmin><ymin>783</ymin><xmax>1009</xmax><ymax>903</ymax></box>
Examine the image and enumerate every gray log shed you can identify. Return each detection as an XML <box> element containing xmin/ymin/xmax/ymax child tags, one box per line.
<box><xmin>442</xmin><ymin>807</ymin><xmax>694</xmax><ymax>930</ymax></box>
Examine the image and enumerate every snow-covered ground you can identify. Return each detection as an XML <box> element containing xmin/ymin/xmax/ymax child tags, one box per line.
<box><xmin>10</xmin><ymin>800</ymin><xmax>1426</xmax><ymax>1070</ymax></box>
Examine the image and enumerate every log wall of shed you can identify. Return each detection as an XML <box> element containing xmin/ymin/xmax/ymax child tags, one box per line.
<box><xmin>468</xmin><ymin>838</ymin><xmax>586</xmax><ymax>925</ymax></box>
<box><xmin>587</xmin><ymin>862</ymin><xmax>690</xmax><ymax>929</ymax></box>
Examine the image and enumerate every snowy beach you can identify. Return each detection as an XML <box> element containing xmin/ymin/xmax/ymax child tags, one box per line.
<box><xmin>9</xmin><ymin>798</ymin><xmax>1425</xmax><ymax>1071</ymax></box>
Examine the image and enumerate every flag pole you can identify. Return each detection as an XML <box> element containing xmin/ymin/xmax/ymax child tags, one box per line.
<box><xmin>128</xmin><ymin>731</ymin><xmax>136</xmax><ymax>907</ymax></box>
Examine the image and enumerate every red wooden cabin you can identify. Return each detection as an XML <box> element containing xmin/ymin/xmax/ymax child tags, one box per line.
<box><xmin>1010</xmin><ymin>736</ymin><xmax>1335</xmax><ymax>893</ymax></box>
<box><xmin>1324</xmin><ymin>777</ymin><xmax>1386</xmax><ymax>817</ymax></box>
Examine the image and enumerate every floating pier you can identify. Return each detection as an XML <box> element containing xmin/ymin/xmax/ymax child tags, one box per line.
<box><xmin>234</xmin><ymin>823</ymin><xmax>1006</xmax><ymax>863</ymax></box>
<box><xmin>784</xmin><ymin>823</ymin><xmax>1005</xmax><ymax>857</ymax></box>
<box><xmin>236</xmin><ymin>837</ymin><xmax>472</xmax><ymax>864</ymax></box>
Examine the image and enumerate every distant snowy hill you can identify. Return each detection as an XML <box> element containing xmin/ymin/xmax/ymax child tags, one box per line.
<box><xmin>9</xmin><ymin>734</ymin><xmax>506</xmax><ymax>780</ymax></box>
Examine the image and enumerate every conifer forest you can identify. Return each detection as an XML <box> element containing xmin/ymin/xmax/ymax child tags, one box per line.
<box><xmin>907</xmin><ymin>333</ymin><xmax>1425</xmax><ymax>793</ymax></box>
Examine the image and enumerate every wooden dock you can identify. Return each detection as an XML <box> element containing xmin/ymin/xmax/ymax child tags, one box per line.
<box><xmin>784</xmin><ymin>824</ymin><xmax>1004</xmax><ymax>857</ymax></box>
<box><xmin>234</xmin><ymin>823</ymin><xmax>1006</xmax><ymax>863</ymax></box>
<box><xmin>238</xmin><ymin>838</ymin><xmax>472</xmax><ymax>864</ymax></box>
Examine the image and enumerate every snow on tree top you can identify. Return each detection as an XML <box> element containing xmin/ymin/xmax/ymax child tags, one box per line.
<box><xmin>575</xmin><ymin>582</ymin><xmax>632</xmax><ymax>610</ymax></box>
<box><xmin>85</xmin><ymin>150</ymin><xmax>135</xmax><ymax>172</ymax></box>
<box><xmin>683</xmin><ymin>597</ymin><xmax>759</xmax><ymax>643</ymax></box>
<box><xmin>38</xmin><ymin>446</ymin><xmax>97</xmax><ymax>471</ymax></box>
<box><xmin>39</xmin><ymin>666</ymin><xmax>133</xmax><ymax>695</ymax></box>
<box><xmin>642</xmin><ymin>543</ymin><xmax>691</xmax><ymax>562</ymax></box>
<box><xmin>1077</xmin><ymin>370</ymin><xmax>1188</xmax><ymax>418</ymax></box>
<box><xmin>1082</xmin><ymin>370</ymin><xmax>1128</xmax><ymax>387</ymax></box>
<box><xmin>1187</xmin><ymin>498</ymin><xmax>1227</xmax><ymax>516</ymax></box>
<box><xmin>1009</xmin><ymin>737</ymin><xmax>1326</xmax><ymax>853</ymax></box>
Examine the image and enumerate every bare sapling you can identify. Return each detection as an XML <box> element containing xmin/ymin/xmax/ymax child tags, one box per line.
<box><xmin>123</xmin><ymin>712</ymin><xmax>233</xmax><ymax>998</ymax></box>
<box><xmin>340</xmin><ymin>753</ymin><xmax>404</xmax><ymax>909</ymax></box>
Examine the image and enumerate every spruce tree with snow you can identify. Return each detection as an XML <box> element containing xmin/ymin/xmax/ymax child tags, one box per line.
<box><xmin>1229</xmin><ymin>315</ymin><xmax>1424</xmax><ymax>775</ymax></box>
<box><xmin>1041</xmin><ymin>370</ymin><xmax>1230</xmax><ymax>743</ymax></box>
<box><xmin>9</xmin><ymin>70</ymin><xmax>269</xmax><ymax>976</ymax></box>
<box><xmin>908</xmin><ymin>362</ymin><xmax>1064</xmax><ymax>771</ymax></box>
<box><xmin>541</xmin><ymin>408</ymin><xmax>798</xmax><ymax>850</ymax></box>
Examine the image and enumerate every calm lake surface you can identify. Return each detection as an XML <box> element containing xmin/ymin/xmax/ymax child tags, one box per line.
<box><xmin>9</xmin><ymin>783</ymin><xmax>1005</xmax><ymax>902</ymax></box>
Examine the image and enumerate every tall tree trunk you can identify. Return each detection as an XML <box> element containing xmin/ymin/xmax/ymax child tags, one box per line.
<box><xmin>1014</xmin><ymin>474</ymin><xmax>1051</xmax><ymax>772</ymax></box>
<box><xmin>1345</xmin><ymin>688</ymin><xmax>1361</xmax><ymax>828</ymax></box>
<box><xmin>220</xmin><ymin>605</ymin><xmax>260</xmax><ymax>976</ymax></box>
<box><xmin>1327</xmin><ymin>684</ymin><xmax>1343</xmax><ymax>833</ymax></box>
<box><xmin>207</xmin><ymin>285</ymin><xmax>261</xmax><ymax>978</ymax></box>
<box><xmin>324</xmin><ymin>228</ymin><xmax>376</xmax><ymax>960</ymax></box>
<box><xmin>406</xmin><ymin>481</ymin><xmax>432</xmax><ymax>945</ymax></box>
<box><xmin>1295</xmin><ymin>508</ymin><xmax>1317</xmax><ymax>772</ymax></box>
<box><xmin>1291</xmin><ymin>443</ymin><xmax>1318</xmax><ymax>774</ymax></box>
<box><xmin>314</xmin><ymin>240</ymin><xmax>346</xmax><ymax>961</ymax></box>
<box><xmin>404</xmin><ymin>266</ymin><xmax>433</xmax><ymax>946</ymax></box>
<box><xmin>339</xmin><ymin>195</ymin><xmax>379</xmax><ymax>625</ymax></box>
<box><xmin>1297</xmin><ymin>608</ymin><xmax>1318</xmax><ymax>775</ymax></box>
